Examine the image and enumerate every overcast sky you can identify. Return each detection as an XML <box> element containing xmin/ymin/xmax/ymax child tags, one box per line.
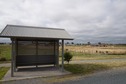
<box><xmin>0</xmin><ymin>0</ymin><xmax>126</xmax><ymax>44</ymax></box>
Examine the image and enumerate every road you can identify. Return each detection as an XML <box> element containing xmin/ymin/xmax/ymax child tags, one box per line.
<box><xmin>58</xmin><ymin>67</ymin><xmax>126</xmax><ymax>84</ymax></box>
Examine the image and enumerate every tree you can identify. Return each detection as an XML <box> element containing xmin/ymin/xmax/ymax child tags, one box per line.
<box><xmin>71</xmin><ymin>42</ymin><xmax>74</xmax><ymax>45</ymax></box>
<box><xmin>67</xmin><ymin>42</ymin><xmax>69</xmax><ymax>44</ymax></box>
<box><xmin>98</xmin><ymin>42</ymin><xmax>101</xmax><ymax>45</ymax></box>
<box><xmin>87</xmin><ymin>42</ymin><xmax>91</xmax><ymax>45</ymax></box>
<box><xmin>64</xmin><ymin>52</ymin><xmax>73</xmax><ymax>64</ymax></box>
<box><xmin>65</xmin><ymin>42</ymin><xmax>69</xmax><ymax>46</ymax></box>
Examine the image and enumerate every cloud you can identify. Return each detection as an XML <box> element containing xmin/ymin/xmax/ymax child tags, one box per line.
<box><xmin>0</xmin><ymin>0</ymin><xmax>126</xmax><ymax>43</ymax></box>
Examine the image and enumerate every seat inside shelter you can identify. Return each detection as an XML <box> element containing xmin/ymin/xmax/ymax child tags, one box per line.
<box><xmin>15</xmin><ymin>39</ymin><xmax>59</xmax><ymax>67</ymax></box>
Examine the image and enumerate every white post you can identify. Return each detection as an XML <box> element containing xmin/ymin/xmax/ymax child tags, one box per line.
<box><xmin>62</xmin><ymin>40</ymin><xmax>64</xmax><ymax>71</ymax></box>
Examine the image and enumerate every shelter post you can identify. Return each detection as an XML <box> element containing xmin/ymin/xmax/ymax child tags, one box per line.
<box><xmin>55</xmin><ymin>40</ymin><xmax>59</xmax><ymax>67</ymax></box>
<box><xmin>11</xmin><ymin>38</ymin><xmax>14</xmax><ymax>77</ymax></box>
<box><xmin>56</xmin><ymin>40</ymin><xmax>59</xmax><ymax>67</ymax></box>
<box><xmin>36</xmin><ymin>41</ymin><xmax>38</xmax><ymax>68</ymax></box>
<box><xmin>14</xmin><ymin>39</ymin><xmax>17</xmax><ymax>72</ymax></box>
<box><xmin>62</xmin><ymin>40</ymin><xmax>64</xmax><ymax>71</ymax></box>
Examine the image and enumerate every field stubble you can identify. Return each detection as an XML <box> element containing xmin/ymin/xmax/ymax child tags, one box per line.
<box><xmin>61</xmin><ymin>45</ymin><xmax>126</xmax><ymax>60</ymax></box>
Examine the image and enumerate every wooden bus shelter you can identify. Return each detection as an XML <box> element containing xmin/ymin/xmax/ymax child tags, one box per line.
<box><xmin>0</xmin><ymin>25</ymin><xmax>73</xmax><ymax>77</ymax></box>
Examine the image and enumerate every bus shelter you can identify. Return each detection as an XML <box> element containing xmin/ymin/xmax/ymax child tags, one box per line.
<box><xmin>0</xmin><ymin>25</ymin><xmax>73</xmax><ymax>77</ymax></box>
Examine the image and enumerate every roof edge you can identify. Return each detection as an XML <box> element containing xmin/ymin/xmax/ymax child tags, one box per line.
<box><xmin>0</xmin><ymin>35</ymin><xmax>74</xmax><ymax>40</ymax></box>
<box><xmin>6</xmin><ymin>24</ymin><xmax>65</xmax><ymax>30</ymax></box>
<box><xmin>0</xmin><ymin>25</ymin><xmax>8</xmax><ymax>36</ymax></box>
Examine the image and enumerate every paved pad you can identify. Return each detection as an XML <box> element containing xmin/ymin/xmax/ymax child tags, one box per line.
<box><xmin>3</xmin><ymin>65</ymin><xmax>70</xmax><ymax>81</ymax></box>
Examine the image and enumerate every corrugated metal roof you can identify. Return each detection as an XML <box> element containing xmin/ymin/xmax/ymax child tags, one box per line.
<box><xmin>0</xmin><ymin>25</ymin><xmax>73</xmax><ymax>40</ymax></box>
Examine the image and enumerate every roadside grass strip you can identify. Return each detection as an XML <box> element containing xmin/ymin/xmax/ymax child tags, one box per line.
<box><xmin>0</xmin><ymin>67</ymin><xmax>10</xmax><ymax>80</ymax></box>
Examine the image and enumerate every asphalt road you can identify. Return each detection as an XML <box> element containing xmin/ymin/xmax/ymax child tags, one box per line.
<box><xmin>59</xmin><ymin>67</ymin><xmax>126</xmax><ymax>84</ymax></box>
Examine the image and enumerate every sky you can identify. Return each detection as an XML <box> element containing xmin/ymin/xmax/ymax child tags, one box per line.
<box><xmin>0</xmin><ymin>0</ymin><xmax>126</xmax><ymax>44</ymax></box>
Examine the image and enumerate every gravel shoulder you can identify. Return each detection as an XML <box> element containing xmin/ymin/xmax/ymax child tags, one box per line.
<box><xmin>0</xmin><ymin>63</ymin><xmax>10</xmax><ymax>67</ymax></box>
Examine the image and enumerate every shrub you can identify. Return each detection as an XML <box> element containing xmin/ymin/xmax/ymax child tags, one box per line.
<box><xmin>64</xmin><ymin>52</ymin><xmax>73</xmax><ymax>64</ymax></box>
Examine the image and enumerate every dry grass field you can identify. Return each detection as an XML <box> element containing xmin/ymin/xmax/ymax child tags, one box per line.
<box><xmin>0</xmin><ymin>44</ymin><xmax>126</xmax><ymax>61</ymax></box>
<box><xmin>60</xmin><ymin>45</ymin><xmax>126</xmax><ymax>60</ymax></box>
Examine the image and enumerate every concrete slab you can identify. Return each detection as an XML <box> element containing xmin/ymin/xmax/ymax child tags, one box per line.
<box><xmin>3</xmin><ymin>65</ymin><xmax>70</xmax><ymax>81</ymax></box>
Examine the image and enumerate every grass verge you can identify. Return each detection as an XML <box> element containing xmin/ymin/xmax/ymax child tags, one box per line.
<box><xmin>64</xmin><ymin>64</ymin><xmax>110</xmax><ymax>75</ymax></box>
<box><xmin>0</xmin><ymin>61</ymin><xmax>11</xmax><ymax>64</ymax></box>
<box><xmin>0</xmin><ymin>67</ymin><xmax>10</xmax><ymax>80</ymax></box>
<box><xmin>0</xmin><ymin>44</ymin><xmax>11</xmax><ymax>61</ymax></box>
<box><xmin>64</xmin><ymin>60</ymin><xmax>126</xmax><ymax>75</ymax></box>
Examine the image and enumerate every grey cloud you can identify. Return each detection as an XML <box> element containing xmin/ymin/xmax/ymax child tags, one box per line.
<box><xmin>0</xmin><ymin>0</ymin><xmax>126</xmax><ymax>43</ymax></box>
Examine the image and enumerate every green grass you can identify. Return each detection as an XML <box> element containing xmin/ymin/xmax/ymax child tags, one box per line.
<box><xmin>0</xmin><ymin>44</ymin><xmax>11</xmax><ymax>61</ymax></box>
<box><xmin>64</xmin><ymin>64</ymin><xmax>110</xmax><ymax>74</ymax></box>
<box><xmin>0</xmin><ymin>67</ymin><xmax>10</xmax><ymax>80</ymax></box>
<box><xmin>64</xmin><ymin>60</ymin><xmax>126</xmax><ymax>75</ymax></box>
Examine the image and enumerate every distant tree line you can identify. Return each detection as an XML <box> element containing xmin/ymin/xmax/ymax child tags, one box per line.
<box><xmin>0</xmin><ymin>42</ymin><xmax>11</xmax><ymax>45</ymax></box>
<box><xmin>59</xmin><ymin>41</ymin><xmax>126</xmax><ymax>46</ymax></box>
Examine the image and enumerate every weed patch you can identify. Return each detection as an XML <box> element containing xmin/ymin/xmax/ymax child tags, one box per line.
<box><xmin>64</xmin><ymin>64</ymin><xmax>110</xmax><ymax>75</ymax></box>
<box><xmin>0</xmin><ymin>67</ymin><xmax>10</xmax><ymax>80</ymax></box>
